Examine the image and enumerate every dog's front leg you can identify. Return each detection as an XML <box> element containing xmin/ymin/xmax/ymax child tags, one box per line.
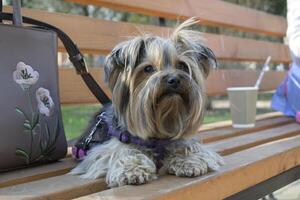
<box><xmin>106</xmin><ymin>143</ymin><xmax>157</xmax><ymax>187</ymax></box>
<box><xmin>163</xmin><ymin>139</ymin><xmax>224</xmax><ymax>177</ymax></box>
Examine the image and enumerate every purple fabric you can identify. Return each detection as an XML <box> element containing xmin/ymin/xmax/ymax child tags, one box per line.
<box><xmin>105</xmin><ymin>116</ymin><xmax>173</xmax><ymax>167</ymax></box>
<box><xmin>72</xmin><ymin>113</ymin><xmax>174</xmax><ymax>166</ymax></box>
<box><xmin>272</xmin><ymin>63</ymin><xmax>300</xmax><ymax>123</ymax></box>
<box><xmin>72</xmin><ymin>146</ymin><xmax>87</xmax><ymax>160</ymax></box>
<box><xmin>106</xmin><ymin>122</ymin><xmax>172</xmax><ymax>148</ymax></box>
<box><xmin>297</xmin><ymin>111</ymin><xmax>300</xmax><ymax>122</ymax></box>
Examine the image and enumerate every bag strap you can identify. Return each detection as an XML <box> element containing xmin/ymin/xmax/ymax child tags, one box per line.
<box><xmin>12</xmin><ymin>0</ymin><xmax>22</xmax><ymax>26</ymax></box>
<box><xmin>0</xmin><ymin>12</ymin><xmax>111</xmax><ymax>105</ymax></box>
<box><xmin>0</xmin><ymin>1</ymin><xmax>2</xmax><ymax>23</ymax></box>
<box><xmin>0</xmin><ymin>0</ymin><xmax>22</xmax><ymax>25</ymax></box>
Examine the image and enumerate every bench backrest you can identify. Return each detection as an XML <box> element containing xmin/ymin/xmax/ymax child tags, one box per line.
<box><xmin>4</xmin><ymin>0</ymin><xmax>289</xmax><ymax>104</ymax></box>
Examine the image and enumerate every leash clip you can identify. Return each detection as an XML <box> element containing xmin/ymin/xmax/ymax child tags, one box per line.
<box><xmin>84</xmin><ymin>112</ymin><xmax>106</xmax><ymax>146</ymax></box>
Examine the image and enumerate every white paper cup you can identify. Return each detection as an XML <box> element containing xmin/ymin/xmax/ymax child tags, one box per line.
<box><xmin>227</xmin><ymin>87</ymin><xmax>258</xmax><ymax>128</ymax></box>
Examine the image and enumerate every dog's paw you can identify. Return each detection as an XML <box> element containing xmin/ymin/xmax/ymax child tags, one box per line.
<box><xmin>107</xmin><ymin>167</ymin><xmax>157</xmax><ymax>187</ymax></box>
<box><xmin>165</xmin><ymin>142</ymin><xmax>224</xmax><ymax>177</ymax></box>
<box><xmin>119</xmin><ymin>168</ymin><xmax>156</xmax><ymax>185</ymax></box>
<box><xmin>168</xmin><ymin>158</ymin><xmax>208</xmax><ymax>177</ymax></box>
<box><xmin>106</xmin><ymin>151</ymin><xmax>157</xmax><ymax>187</ymax></box>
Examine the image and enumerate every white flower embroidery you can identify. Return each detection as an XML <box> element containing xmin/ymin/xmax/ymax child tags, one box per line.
<box><xmin>36</xmin><ymin>88</ymin><xmax>55</xmax><ymax>117</ymax></box>
<box><xmin>13</xmin><ymin>62</ymin><xmax>39</xmax><ymax>89</ymax></box>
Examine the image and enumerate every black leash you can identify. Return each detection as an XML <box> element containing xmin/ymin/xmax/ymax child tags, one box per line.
<box><xmin>0</xmin><ymin>12</ymin><xmax>111</xmax><ymax>105</ymax></box>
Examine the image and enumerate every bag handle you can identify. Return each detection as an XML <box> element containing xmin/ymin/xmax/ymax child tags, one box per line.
<box><xmin>0</xmin><ymin>0</ymin><xmax>22</xmax><ymax>25</ymax></box>
<box><xmin>0</xmin><ymin>11</ymin><xmax>111</xmax><ymax>105</ymax></box>
<box><xmin>12</xmin><ymin>0</ymin><xmax>22</xmax><ymax>26</ymax></box>
<box><xmin>0</xmin><ymin>1</ymin><xmax>2</xmax><ymax>23</ymax></box>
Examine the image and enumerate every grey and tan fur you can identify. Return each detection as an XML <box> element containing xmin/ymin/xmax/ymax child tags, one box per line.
<box><xmin>70</xmin><ymin>18</ymin><xmax>224</xmax><ymax>187</ymax></box>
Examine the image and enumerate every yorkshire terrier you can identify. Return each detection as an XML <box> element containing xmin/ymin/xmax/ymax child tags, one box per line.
<box><xmin>70</xmin><ymin>18</ymin><xmax>224</xmax><ymax>187</ymax></box>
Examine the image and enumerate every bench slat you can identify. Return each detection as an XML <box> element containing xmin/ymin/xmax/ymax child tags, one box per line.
<box><xmin>59</xmin><ymin>68</ymin><xmax>111</xmax><ymax>104</ymax></box>
<box><xmin>207</xmin><ymin>123</ymin><xmax>300</xmax><ymax>155</ymax></box>
<box><xmin>198</xmin><ymin>116</ymin><xmax>293</xmax><ymax>143</ymax></box>
<box><xmin>199</xmin><ymin>112</ymin><xmax>283</xmax><ymax>131</ymax></box>
<box><xmin>3</xmin><ymin>7</ymin><xmax>290</xmax><ymax>63</ymax></box>
<box><xmin>0</xmin><ymin>158</ymin><xmax>76</xmax><ymax>188</ymax></box>
<box><xmin>0</xmin><ymin>175</ymin><xmax>106</xmax><ymax>200</ymax></box>
<box><xmin>206</xmin><ymin>70</ymin><xmax>286</xmax><ymax>95</ymax></box>
<box><xmin>1</xmin><ymin>119</ymin><xmax>299</xmax><ymax>200</ymax></box>
<box><xmin>74</xmin><ymin>135</ymin><xmax>300</xmax><ymax>200</ymax></box>
<box><xmin>67</xmin><ymin>0</ymin><xmax>287</xmax><ymax>37</ymax></box>
<box><xmin>59</xmin><ymin>68</ymin><xmax>286</xmax><ymax>104</ymax></box>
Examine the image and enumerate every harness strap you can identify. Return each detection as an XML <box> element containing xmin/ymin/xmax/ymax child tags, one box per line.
<box><xmin>72</xmin><ymin>112</ymin><xmax>174</xmax><ymax>168</ymax></box>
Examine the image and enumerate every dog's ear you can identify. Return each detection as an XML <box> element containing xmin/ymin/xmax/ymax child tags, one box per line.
<box><xmin>196</xmin><ymin>46</ymin><xmax>217</xmax><ymax>78</ymax></box>
<box><xmin>104</xmin><ymin>38</ymin><xmax>145</xmax><ymax>90</ymax></box>
<box><xmin>171</xmin><ymin>18</ymin><xmax>217</xmax><ymax>78</ymax></box>
<box><xmin>104</xmin><ymin>43</ymin><xmax>126</xmax><ymax>91</ymax></box>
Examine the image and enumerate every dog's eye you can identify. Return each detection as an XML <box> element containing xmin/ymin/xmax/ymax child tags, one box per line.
<box><xmin>177</xmin><ymin>62</ymin><xmax>189</xmax><ymax>73</ymax></box>
<box><xmin>144</xmin><ymin>65</ymin><xmax>155</xmax><ymax>73</ymax></box>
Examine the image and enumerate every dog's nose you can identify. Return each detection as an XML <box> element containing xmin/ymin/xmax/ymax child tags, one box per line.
<box><xmin>167</xmin><ymin>76</ymin><xmax>180</xmax><ymax>89</ymax></box>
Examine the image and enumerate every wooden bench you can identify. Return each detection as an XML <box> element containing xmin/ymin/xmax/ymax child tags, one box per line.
<box><xmin>1</xmin><ymin>0</ymin><xmax>300</xmax><ymax>199</ymax></box>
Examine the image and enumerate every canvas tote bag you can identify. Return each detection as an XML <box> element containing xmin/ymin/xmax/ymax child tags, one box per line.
<box><xmin>0</xmin><ymin>0</ymin><xmax>110</xmax><ymax>171</ymax></box>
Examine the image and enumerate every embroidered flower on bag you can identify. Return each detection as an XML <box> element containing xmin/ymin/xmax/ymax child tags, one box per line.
<box><xmin>13</xmin><ymin>62</ymin><xmax>39</xmax><ymax>89</ymax></box>
<box><xmin>13</xmin><ymin>62</ymin><xmax>59</xmax><ymax>164</ymax></box>
<box><xmin>36</xmin><ymin>87</ymin><xmax>55</xmax><ymax>117</ymax></box>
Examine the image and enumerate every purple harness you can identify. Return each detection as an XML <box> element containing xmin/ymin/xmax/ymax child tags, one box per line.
<box><xmin>72</xmin><ymin>112</ymin><xmax>174</xmax><ymax>167</ymax></box>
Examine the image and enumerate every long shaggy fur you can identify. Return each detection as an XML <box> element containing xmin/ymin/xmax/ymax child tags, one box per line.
<box><xmin>70</xmin><ymin>18</ymin><xmax>224</xmax><ymax>187</ymax></box>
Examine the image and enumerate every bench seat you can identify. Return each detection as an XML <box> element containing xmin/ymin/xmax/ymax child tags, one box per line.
<box><xmin>1</xmin><ymin>113</ymin><xmax>299</xmax><ymax>200</ymax></box>
<box><xmin>1</xmin><ymin>0</ymin><xmax>297</xmax><ymax>199</ymax></box>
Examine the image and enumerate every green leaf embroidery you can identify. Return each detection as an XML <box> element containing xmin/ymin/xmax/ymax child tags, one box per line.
<box><xmin>23</xmin><ymin>122</ymin><xmax>32</xmax><ymax>130</ymax></box>
<box><xmin>43</xmin><ymin>146</ymin><xmax>56</xmax><ymax>156</ymax></box>
<box><xmin>15</xmin><ymin>148</ymin><xmax>30</xmax><ymax>164</ymax></box>
<box><xmin>45</xmin><ymin>123</ymin><xmax>51</xmax><ymax>148</ymax></box>
<box><xmin>40</xmin><ymin>133</ymin><xmax>47</xmax><ymax>152</ymax></box>
<box><xmin>32</xmin><ymin>113</ymin><xmax>39</xmax><ymax>129</ymax></box>
<box><xmin>39</xmin><ymin>140</ymin><xmax>43</xmax><ymax>153</ymax></box>
<box><xmin>15</xmin><ymin>107</ymin><xmax>29</xmax><ymax>120</ymax></box>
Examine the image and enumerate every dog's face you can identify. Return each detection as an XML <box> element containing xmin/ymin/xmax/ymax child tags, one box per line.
<box><xmin>104</xmin><ymin>19</ymin><xmax>216</xmax><ymax>140</ymax></box>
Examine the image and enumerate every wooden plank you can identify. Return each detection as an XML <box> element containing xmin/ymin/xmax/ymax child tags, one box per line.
<box><xmin>74</xmin><ymin>135</ymin><xmax>300</xmax><ymax>200</ymax></box>
<box><xmin>0</xmin><ymin>123</ymin><xmax>300</xmax><ymax>199</ymax></box>
<box><xmin>197</xmin><ymin>116</ymin><xmax>293</xmax><ymax>143</ymax></box>
<box><xmin>0</xmin><ymin>115</ymin><xmax>293</xmax><ymax>199</ymax></box>
<box><xmin>0</xmin><ymin>175</ymin><xmax>107</xmax><ymax>200</ymax></box>
<box><xmin>0</xmin><ymin>158</ymin><xmax>76</xmax><ymax>188</ymax></box>
<box><xmin>199</xmin><ymin>112</ymin><xmax>283</xmax><ymax>132</ymax></box>
<box><xmin>59</xmin><ymin>68</ymin><xmax>111</xmax><ymax>104</ymax></box>
<box><xmin>67</xmin><ymin>0</ymin><xmax>287</xmax><ymax>37</ymax></box>
<box><xmin>206</xmin><ymin>123</ymin><xmax>300</xmax><ymax>155</ymax></box>
<box><xmin>58</xmin><ymin>68</ymin><xmax>286</xmax><ymax>104</ymax></box>
<box><xmin>206</xmin><ymin>70</ymin><xmax>286</xmax><ymax>96</ymax></box>
<box><xmin>4</xmin><ymin>7</ymin><xmax>291</xmax><ymax>63</ymax></box>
